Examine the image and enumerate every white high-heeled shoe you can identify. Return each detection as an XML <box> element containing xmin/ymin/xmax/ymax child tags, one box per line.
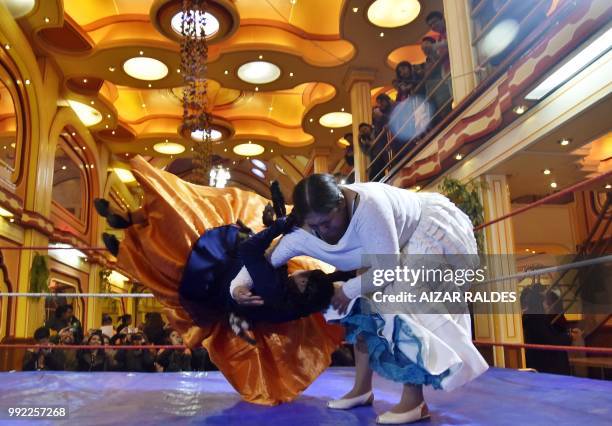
<box><xmin>327</xmin><ymin>390</ymin><xmax>374</xmax><ymax>410</ymax></box>
<box><xmin>376</xmin><ymin>402</ymin><xmax>430</xmax><ymax>424</ymax></box>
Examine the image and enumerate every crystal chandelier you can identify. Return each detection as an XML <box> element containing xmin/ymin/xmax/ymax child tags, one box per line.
<box><xmin>180</xmin><ymin>0</ymin><xmax>212</xmax><ymax>185</ymax></box>
<box><xmin>209</xmin><ymin>165</ymin><xmax>230</xmax><ymax>188</ymax></box>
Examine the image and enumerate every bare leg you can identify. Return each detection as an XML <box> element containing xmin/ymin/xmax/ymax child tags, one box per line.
<box><xmin>341</xmin><ymin>334</ymin><xmax>373</xmax><ymax>398</ymax></box>
<box><xmin>390</xmin><ymin>384</ymin><xmax>427</xmax><ymax>414</ymax></box>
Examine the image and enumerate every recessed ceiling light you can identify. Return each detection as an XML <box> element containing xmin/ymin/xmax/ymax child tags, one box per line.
<box><xmin>114</xmin><ymin>168</ymin><xmax>136</xmax><ymax>183</ymax></box>
<box><xmin>111</xmin><ymin>130</ymin><xmax>116</xmax><ymax>135</ymax></box>
<box><xmin>191</xmin><ymin>129</ymin><xmax>223</xmax><ymax>142</ymax></box>
<box><xmin>319</xmin><ymin>112</ymin><xmax>352</xmax><ymax>128</ymax></box>
<box><xmin>3</xmin><ymin>0</ymin><xmax>35</xmax><ymax>18</ymax></box>
<box><xmin>83</xmin><ymin>78</ymin><xmax>88</xmax><ymax>83</ymax></box>
<box><xmin>526</xmin><ymin>27</ymin><xmax>612</xmax><ymax>100</ymax></box>
<box><xmin>4</xmin><ymin>44</ymin><xmax>9</xmax><ymax>50</ymax></box>
<box><xmin>550</xmin><ymin>182</ymin><xmax>558</xmax><ymax>188</ymax></box>
<box><xmin>455</xmin><ymin>153</ymin><xmax>463</xmax><ymax>160</ymax></box>
<box><xmin>353</xmin><ymin>7</ymin><xmax>359</xmax><ymax>13</ymax></box>
<box><xmin>251</xmin><ymin>159</ymin><xmax>267</xmax><ymax>171</ymax></box>
<box><xmin>559</xmin><ymin>138</ymin><xmax>571</xmax><ymax>146</ymax></box>
<box><xmin>605</xmin><ymin>184</ymin><xmax>611</xmax><ymax>189</ymax></box>
<box><xmin>415</xmin><ymin>186</ymin><xmax>421</xmax><ymax>191</ymax></box>
<box><xmin>289</xmin><ymin>72</ymin><xmax>294</xmax><ymax>77</ymax></box>
<box><xmin>513</xmin><ymin>105</ymin><xmax>527</xmax><ymax>114</ymax></box>
<box><xmin>233</xmin><ymin>143</ymin><xmax>265</xmax><ymax>156</ymax></box>
<box><xmin>379</xmin><ymin>32</ymin><xmax>385</xmax><ymax>37</ymax></box>
<box><xmin>123</xmin><ymin>57</ymin><xmax>169</xmax><ymax>81</ymax></box>
<box><xmin>224</xmin><ymin>70</ymin><xmax>229</xmax><ymax>75</ymax></box>
<box><xmin>61</xmin><ymin>165</ymin><xmax>67</xmax><ymax>170</ymax></box>
<box><xmin>153</xmin><ymin>142</ymin><xmax>185</xmax><ymax>155</ymax></box>
<box><xmin>367</xmin><ymin>0</ymin><xmax>420</xmax><ymax>28</ymax></box>
<box><xmin>237</xmin><ymin>61</ymin><xmax>281</xmax><ymax>84</ymax></box>
<box><xmin>44</xmin><ymin>17</ymin><xmax>50</xmax><ymax>23</ymax></box>
<box><xmin>139</xmin><ymin>50</ymin><xmax>144</xmax><ymax>55</ymax></box>
<box><xmin>255</xmin><ymin>86</ymin><xmax>259</xmax><ymax>91</ymax></box>
<box><xmin>109</xmin><ymin>66</ymin><xmax>115</xmax><ymax>72</ymax></box>
<box><xmin>252</xmin><ymin>168</ymin><xmax>265</xmax><ymax>179</ymax></box>
<box><xmin>68</xmin><ymin>100</ymin><xmax>102</xmax><ymax>126</ymax></box>
<box><xmin>171</xmin><ymin>11</ymin><xmax>220</xmax><ymax>38</ymax></box>
<box><xmin>543</xmin><ymin>169</ymin><xmax>551</xmax><ymax>175</ymax></box>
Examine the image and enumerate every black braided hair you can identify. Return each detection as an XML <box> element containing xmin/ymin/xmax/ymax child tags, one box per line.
<box><xmin>270</xmin><ymin>181</ymin><xmax>286</xmax><ymax>218</ymax></box>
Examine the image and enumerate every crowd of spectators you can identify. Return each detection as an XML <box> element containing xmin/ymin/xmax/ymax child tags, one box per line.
<box><xmin>24</xmin><ymin>306</ymin><xmax>356</xmax><ymax>372</ymax></box>
<box><xmin>23</xmin><ymin>307</ymin><xmax>215</xmax><ymax>373</ymax></box>
<box><xmin>343</xmin><ymin>11</ymin><xmax>452</xmax><ymax>182</ymax></box>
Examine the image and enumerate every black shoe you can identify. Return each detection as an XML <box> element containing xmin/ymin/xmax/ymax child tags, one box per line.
<box><xmin>94</xmin><ymin>198</ymin><xmax>110</xmax><ymax>217</ymax></box>
<box><xmin>106</xmin><ymin>212</ymin><xmax>132</xmax><ymax>229</ymax></box>
<box><xmin>102</xmin><ymin>233</ymin><xmax>120</xmax><ymax>256</ymax></box>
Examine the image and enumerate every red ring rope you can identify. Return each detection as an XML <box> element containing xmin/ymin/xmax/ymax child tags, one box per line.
<box><xmin>0</xmin><ymin>344</ymin><xmax>187</xmax><ymax>350</ymax></box>
<box><xmin>473</xmin><ymin>340</ymin><xmax>612</xmax><ymax>354</ymax></box>
<box><xmin>1</xmin><ymin>342</ymin><xmax>611</xmax><ymax>355</ymax></box>
<box><xmin>474</xmin><ymin>171</ymin><xmax>611</xmax><ymax>231</ymax></box>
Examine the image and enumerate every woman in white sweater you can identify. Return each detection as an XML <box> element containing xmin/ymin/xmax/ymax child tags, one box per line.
<box><xmin>231</xmin><ymin>174</ymin><xmax>488</xmax><ymax>424</ymax></box>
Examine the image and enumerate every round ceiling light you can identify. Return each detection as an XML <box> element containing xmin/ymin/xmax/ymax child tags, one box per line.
<box><xmin>233</xmin><ymin>142</ymin><xmax>265</xmax><ymax>156</ymax></box>
<box><xmin>68</xmin><ymin>100</ymin><xmax>102</xmax><ymax>127</ymax></box>
<box><xmin>191</xmin><ymin>129</ymin><xmax>223</xmax><ymax>142</ymax></box>
<box><xmin>251</xmin><ymin>159</ymin><xmax>267</xmax><ymax>171</ymax></box>
<box><xmin>367</xmin><ymin>0</ymin><xmax>421</xmax><ymax>28</ymax></box>
<box><xmin>251</xmin><ymin>168</ymin><xmax>265</xmax><ymax>179</ymax></box>
<box><xmin>4</xmin><ymin>0</ymin><xmax>35</xmax><ymax>18</ymax></box>
<box><xmin>123</xmin><ymin>57</ymin><xmax>169</xmax><ymax>81</ymax></box>
<box><xmin>319</xmin><ymin>112</ymin><xmax>352</xmax><ymax>128</ymax></box>
<box><xmin>171</xmin><ymin>11</ymin><xmax>220</xmax><ymax>38</ymax></box>
<box><xmin>237</xmin><ymin>61</ymin><xmax>281</xmax><ymax>84</ymax></box>
<box><xmin>114</xmin><ymin>168</ymin><xmax>136</xmax><ymax>183</ymax></box>
<box><xmin>153</xmin><ymin>142</ymin><xmax>185</xmax><ymax>155</ymax></box>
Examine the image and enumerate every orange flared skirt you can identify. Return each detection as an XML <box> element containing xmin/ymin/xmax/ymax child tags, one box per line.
<box><xmin>115</xmin><ymin>156</ymin><xmax>344</xmax><ymax>405</ymax></box>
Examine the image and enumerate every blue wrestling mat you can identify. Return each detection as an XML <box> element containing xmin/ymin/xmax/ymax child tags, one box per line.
<box><xmin>0</xmin><ymin>367</ymin><xmax>610</xmax><ymax>425</ymax></box>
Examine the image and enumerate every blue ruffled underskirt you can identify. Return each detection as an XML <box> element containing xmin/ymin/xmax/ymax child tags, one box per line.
<box><xmin>340</xmin><ymin>299</ymin><xmax>450</xmax><ymax>389</ymax></box>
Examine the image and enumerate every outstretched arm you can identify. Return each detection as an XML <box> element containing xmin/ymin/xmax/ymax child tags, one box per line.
<box><xmin>237</xmin><ymin>217</ymin><xmax>294</xmax><ymax>302</ymax></box>
<box><xmin>230</xmin><ymin>221</ymin><xmax>303</xmax><ymax>299</ymax></box>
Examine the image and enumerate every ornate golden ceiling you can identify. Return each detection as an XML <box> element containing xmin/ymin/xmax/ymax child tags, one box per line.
<box><xmin>12</xmin><ymin>0</ymin><xmax>441</xmax><ymax>179</ymax></box>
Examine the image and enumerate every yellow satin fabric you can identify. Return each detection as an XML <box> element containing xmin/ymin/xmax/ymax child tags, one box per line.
<box><xmin>116</xmin><ymin>156</ymin><xmax>344</xmax><ymax>405</ymax></box>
